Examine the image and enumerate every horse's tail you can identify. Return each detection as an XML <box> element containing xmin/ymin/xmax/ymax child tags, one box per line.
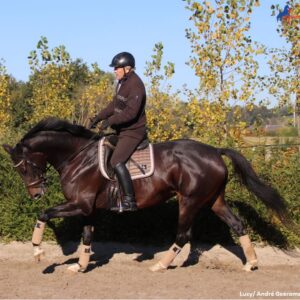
<box><xmin>218</xmin><ymin>147</ymin><xmax>298</xmax><ymax>234</ymax></box>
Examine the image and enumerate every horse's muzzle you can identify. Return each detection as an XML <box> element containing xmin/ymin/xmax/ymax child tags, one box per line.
<box><xmin>28</xmin><ymin>184</ymin><xmax>46</xmax><ymax>200</ymax></box>
<box><xmin>33</xmin><ymin>192</ymin><xmax>43</xmax><ymax>200</ymax></box>
<box><xmin>26</xmin><ymin>177</ymin><xmax>47</xmax><ymax>199</ymax></box>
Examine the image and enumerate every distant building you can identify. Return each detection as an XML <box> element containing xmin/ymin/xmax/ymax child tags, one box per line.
<box><xmin>264</xmin><ymin>124</ymin><xmax>283</xmax><ymax>133</ymax></box>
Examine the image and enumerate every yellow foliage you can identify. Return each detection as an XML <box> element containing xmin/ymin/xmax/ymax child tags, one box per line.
<box><xmin>146</xmin><ymin>92</ymin><xmax>187</xmax><ymax>142</ymax></box>
<box><xmin>0</xmin><ymin>72</ymin><xmax>11</xmax><ymax>137</ymax></box>
<box><xmin>75</xmin><ymin>75</ymin><xmax>114</xmax><ymax>127</ymax></box>
<box><xmin>182</xmin><ymin>0</ymin><xmax>264</xmax><ymax>145</ymax></box>
<box><xmin>29</xmin><ymin>64</ymin><xmax>74</xmax><ymax>124</ymax></box>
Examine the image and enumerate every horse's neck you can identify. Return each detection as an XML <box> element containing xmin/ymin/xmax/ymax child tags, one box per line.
<box><xmin>28</xmin><ymin>132</ymin><xmax>87</xmax><ymax>169</ymax></box>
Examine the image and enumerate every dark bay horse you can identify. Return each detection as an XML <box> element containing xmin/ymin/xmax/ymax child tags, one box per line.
<box><xmin>3</xmin><ymin>117</ymin><xmax>290</xmax><ymax>272</ymax></box>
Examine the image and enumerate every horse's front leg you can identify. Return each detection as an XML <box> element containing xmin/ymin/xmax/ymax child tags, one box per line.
<box><xmin>31</xmin><ymin>202</ymin><xmax>89</xmax><ymax>262</ymax></box>
<box><xmin>67</xmin><ymin>223</ymin><xmax>94</xmax><ymax>273</ymax></box>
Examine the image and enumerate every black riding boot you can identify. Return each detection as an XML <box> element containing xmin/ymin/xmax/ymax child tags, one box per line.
<box><xmin>114</xmin><ymin>163</ymin><xmax>137</xmax><ymax>211</ymax></box>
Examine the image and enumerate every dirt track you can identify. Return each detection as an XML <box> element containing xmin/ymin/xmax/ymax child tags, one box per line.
<box><xmin>0</xmin><ymin>242</ymin><xmax>299</xmax><ymax>299</ymax></box>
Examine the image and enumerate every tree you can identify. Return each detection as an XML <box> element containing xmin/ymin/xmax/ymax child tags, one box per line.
<box><xmin>144</xmin><ymin>42</ymin><xmax>188</xmax><ymax>142</ymax></box>
<box><xmin>73</xmin><ymin>63</ymin><xmax>114</xmax><ymax>127</ymax></box>
<box><xmin>0</xmin><ymin>61</ymin><xmax>12</xmax><ymax>138</ymax></box>
<box><xmin>27</xmin><ymin>36</ymin><xmax>75</xmax><ymax>124</ymax></box>
<box><xmin>9</xmin><ymin>79</ymin><xmax>33</xmax><ymax>132</ymax></box>
<box><xmin>183</xmin><ymin>0</ymin><xmax>264</xmax><ymax>145</ymax></box>
<box><xmin>27</xmin><ymin>37</ymin><xmax>116</xmax><ymax>127</ymax></box>
<box><xmin>268</xmin><ymin>2</ymin><xmax>300</xmax><ymax>133</ymax></box>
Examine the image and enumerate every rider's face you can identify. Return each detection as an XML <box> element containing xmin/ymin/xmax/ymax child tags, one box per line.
<box><xmin>114</xmin><ymin>67</ymin><xmax>126</xmax><ymax>80</ymax></box>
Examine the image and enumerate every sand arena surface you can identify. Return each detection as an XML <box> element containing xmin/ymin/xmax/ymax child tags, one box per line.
<box><xmin>0</xmin><ymin>242</ymin><xmax>299</xmax><ymax>299</ymax></box>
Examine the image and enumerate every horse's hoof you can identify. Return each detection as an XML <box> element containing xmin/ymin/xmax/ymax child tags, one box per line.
<box><xmin>67</xmin><ymin>263</ymin><xmax>86</xmax><ymax>273</ymax></box>
<box><xmin>33</xmin><ymin>247</ymin><xmax>45</xmax><ymax>262</ymax></box>
<box><xmin>243</xmin><ymin>260</ymin><xmax>258</xmax><ymax>272</ymax></box>
<box><xmin>149</xmin><ymin>261</ymin><xmax>167</xmax><ymax>272</ymax></box>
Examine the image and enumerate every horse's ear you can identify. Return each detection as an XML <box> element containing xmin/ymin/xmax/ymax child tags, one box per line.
<box><xmin>2</xmin><ymin>144</ymin><xmax>13</xmax><ymax>155</ymax></box>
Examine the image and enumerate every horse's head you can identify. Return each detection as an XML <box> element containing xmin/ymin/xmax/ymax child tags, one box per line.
<box><xmin>3</xmin><ymin>143</ymin><xmax>48</xmax><ymax>199</ymax></box>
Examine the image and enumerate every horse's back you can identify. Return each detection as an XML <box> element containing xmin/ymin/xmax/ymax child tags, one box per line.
<box><xmin>153</xmin><ymin>139</ymin><xmax>220</xmax><ymax>159</ymax></box>
<box><xmin>152</xmin><ymin>139</ymin><xmax>227</xmax><ymax>185</ymax></box>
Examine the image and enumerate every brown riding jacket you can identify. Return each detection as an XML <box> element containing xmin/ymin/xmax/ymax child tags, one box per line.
<box><xmin>98</xmin><ymin>71</ymin><xmax>147</xmax><ymax>139</ymax></box>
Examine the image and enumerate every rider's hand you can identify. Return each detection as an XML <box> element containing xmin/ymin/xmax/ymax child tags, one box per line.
<box><xmin>88</xmin><ymin>114</ymin><xmax>101</xmax><ymax>129</ymax></box>
<box><xmin>98</xmin><ymin>119</ymin><xmax>110</xmax><ymax>132</ymax></box>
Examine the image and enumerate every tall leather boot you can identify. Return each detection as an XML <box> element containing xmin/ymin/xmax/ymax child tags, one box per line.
<box><xmin>114</xmin><ymin>162</ymin><xmax>137</xmax><ymax>211</ymax></box>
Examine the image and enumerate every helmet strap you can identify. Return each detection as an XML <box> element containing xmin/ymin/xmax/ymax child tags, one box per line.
<box><xmin>123</xmin><ymin>66</ymin><xmax>132</xmax><ymax>79</ymax></box>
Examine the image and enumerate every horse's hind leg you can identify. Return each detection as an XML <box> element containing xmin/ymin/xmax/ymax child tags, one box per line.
<box><xmin>150</xmin><ymin>195</ymin><xmax>196</xmax><ymax>272</ymax></box>
<box><xmin>211</xmin><ymin>191</ymin><xmax>258</xmax><ymax>271</ymax></box>
<box><xmin>68</xmin><ymin>217</ymin><xmax>94</xmax><ymax>273</ymax></box>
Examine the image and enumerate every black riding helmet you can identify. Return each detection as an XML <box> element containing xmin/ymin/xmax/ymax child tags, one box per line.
<box><xmin>109</xmin><ymin>52</ymin><xmax>135</xmax><ymax>68</ymax></box>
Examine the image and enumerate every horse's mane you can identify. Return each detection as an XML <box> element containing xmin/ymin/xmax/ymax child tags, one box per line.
<box><xmin>21</xmin><ymin>117</ymin><xmax>98</xmax><ymax>141</ymax></box>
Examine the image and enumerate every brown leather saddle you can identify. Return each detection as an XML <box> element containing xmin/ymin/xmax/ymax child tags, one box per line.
<box><xmin>98</xmin><ymin>134</ymin><xmax>154</xmax><ymax>181</ymax></box>
<box><xmin>98</xmin><ymin>134</ymin><xmax>154</xmax><ymax>212</ymax></box>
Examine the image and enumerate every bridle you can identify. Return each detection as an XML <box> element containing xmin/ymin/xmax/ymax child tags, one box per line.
<box><xmin>13</xmin><ymin>158</ymin><xmax>49</xmax><ymax>189</ymax></box>
<box><xmin>13</xmin><ymin>133</ymin><xmax>101</xmax><ymax>191</ymax></box>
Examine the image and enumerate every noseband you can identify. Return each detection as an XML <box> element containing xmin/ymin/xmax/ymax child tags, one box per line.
<box><xmin>13</xmin><ymin>158</ymin><xmax>48</xmax><ymax>189</ymax></box>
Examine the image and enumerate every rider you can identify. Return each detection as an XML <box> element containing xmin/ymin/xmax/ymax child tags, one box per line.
<box><xmin>89</xmin><ymin>52</ymin><xmax>147</xmax><ymax>211</ymax></box>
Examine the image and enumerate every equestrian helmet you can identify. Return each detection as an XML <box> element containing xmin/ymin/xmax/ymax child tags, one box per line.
<box><xmin>109</xmin><ymin>52</ymin><xmax>135</xmax><ymax>68</ymax></box>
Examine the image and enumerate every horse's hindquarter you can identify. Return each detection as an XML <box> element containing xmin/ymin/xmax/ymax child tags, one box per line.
<box><xmin>172</xmin><ymin>140</ymin><xmax>226</xmax><ymax>195</ymax></box>
<box><xmin>135</xmin><ymin>140</ymin><xmax>227</xmax><ymax>208</ymax></box>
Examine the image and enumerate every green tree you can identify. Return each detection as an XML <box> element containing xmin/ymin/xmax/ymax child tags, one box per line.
<box><xmin>9</xmin><ymin>79</ymin><xmax>33</xmax><ymax>132</ymax></box>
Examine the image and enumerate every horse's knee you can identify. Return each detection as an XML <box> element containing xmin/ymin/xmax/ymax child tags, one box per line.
<box><xmin>38</xmin><ymin>212</ymin><xmax>50</xmax><ymax>222</ymax></box>
<box><xmin>82</xmin><ymin>225</ymin><xmax>94</xmax><ymax>245</ymax></box>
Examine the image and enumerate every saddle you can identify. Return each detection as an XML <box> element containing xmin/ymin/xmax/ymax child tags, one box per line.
<box><xmin>98</xmin><ymin>135</ymin><xmax>155</xmax><ymax>212</ymax></box>
<box><xmin>98</xmin><ymin>135</ymin><xmax>154</xmax><ymax>181</ymax></box>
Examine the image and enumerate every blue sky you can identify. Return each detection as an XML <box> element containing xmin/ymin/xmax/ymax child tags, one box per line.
<box><xmin>0</xmin><ymin>0</ymin><xmax>288</xmax><ymax>93</ymax></box>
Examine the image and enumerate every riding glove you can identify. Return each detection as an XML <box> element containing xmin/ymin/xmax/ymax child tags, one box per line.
<box><xmin>99</xmin><ymin>119</ymin><xmax>110</xmax><ymax>132</ymax></box>
<box><xmin>88</xmin><ymin>114</ymin><xmax>101</xmax><ymax>129</ymax></box>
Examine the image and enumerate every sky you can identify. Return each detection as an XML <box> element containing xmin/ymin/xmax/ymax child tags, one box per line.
<box><xmin>0</xmin><ymin>0</ymin><xmax>290</xmax><ymax>94</ymax></box>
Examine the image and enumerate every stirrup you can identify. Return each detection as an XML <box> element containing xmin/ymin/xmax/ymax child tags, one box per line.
<box><xmin>110</xmin><ymin>197</ymin><xmax>137</xmax><ymax>212</ymax></box>
<box><xmin>110</xmin><ymin>202</ymin><xmax>137</xmax><ymax>213</ymax></box>
<box><xmin>122</xmin><ymin>199</ymin><xmax>138</xmax><ymax>212</ymax></box>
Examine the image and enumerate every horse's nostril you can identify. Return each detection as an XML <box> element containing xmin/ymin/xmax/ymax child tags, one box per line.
<box><xmin>34</xmin><ymin>193</ymin><xmax>42</xmax><ymax>200</ymax></box>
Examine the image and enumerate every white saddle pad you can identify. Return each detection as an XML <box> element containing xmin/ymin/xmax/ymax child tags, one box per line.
<box><xmin>98</xmin><ymin>138</ymin><xmax>155</xmax><ymax>180</ymax></box>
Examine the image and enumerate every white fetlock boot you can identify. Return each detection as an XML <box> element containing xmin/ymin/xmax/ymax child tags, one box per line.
<box><xmin>32</xmin><ymin>220</ymin><xmax>46</xmax><ymax>262</ymax></box>
<box><xmin>67</xmin><ymin>245</ymin><xmax>91</xmax><ymax>273</ymax></box>
<box><xmin>239</xmin><ymin>235</ymin><xmax>258</xmax><ymax>271</ymax></box>
<box><xmin>150</xmin><ymin>244</ymin><xmax>182</xmax><ymax>272</ymax></box>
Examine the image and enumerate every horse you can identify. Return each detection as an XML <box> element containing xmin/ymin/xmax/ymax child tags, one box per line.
<box><xmin>2</xmin><ymin>117</ymin><xmax>291</xmax><ymax>273</ymax></box>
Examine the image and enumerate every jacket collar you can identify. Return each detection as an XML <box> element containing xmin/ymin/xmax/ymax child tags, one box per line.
<box><xmin>119</xmin><ymin>70</ymin><xmax>134</xmax><ymax>84</ymax></box>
